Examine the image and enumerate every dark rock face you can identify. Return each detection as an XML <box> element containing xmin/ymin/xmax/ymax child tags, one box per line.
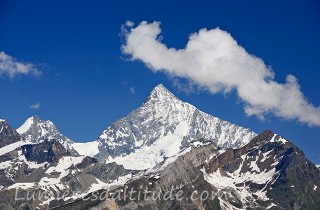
<box><xmin>21</xmin><ymin>139</ymin><xmax>71</xmax><ymax>164</ymax></box>
<box><xmin>0</xmin><ymin>119</ymin><xmax>22</xmax><ymax>148</ymax></box>
<box><xmin>84</xmin><ymin>161</ymin><xmax>129</xmax><ymax>182</ymax></box>
<box><xmin>267</xmin><ymin>144</ymin><xmax>320</xmax><ymax>209</ymax></box>
<box><xmin>202</xmin><ymin>130</ymin><xmax>320</xmax><ymax>210</ymax></box>
<box><xmin>75</xmin><ymin>156</ymin><xmax>98</xmax><ymax>169</ymax></box>
<box><xmin>206</xmin><ymin>129</ymin><xmax>275</xmax><ymax>174</ymax></box>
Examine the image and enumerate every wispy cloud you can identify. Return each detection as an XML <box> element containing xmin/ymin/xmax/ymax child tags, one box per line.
<box><xmin>0</xmin><ymin>51</ymin><xmax>42</xmax><ymax>79</ymax></box>
<box><xmin>129</xmin><ymin>86</ymin><xmax>136</xmax><ymax>95</ymax></box>
<box><xmin>125</xmin><ymin>20</ymin><xmax>134</xmax><ymax>27</ymax></box>
<box><xmin>30</xmin><ymin>102</ymin><xmax>40</xmax><ymax>110</ymax></box>
<box><xmin>121</xmin><ymin>21</ymin><xmax>320</xmax><ymax>127</ymax></box>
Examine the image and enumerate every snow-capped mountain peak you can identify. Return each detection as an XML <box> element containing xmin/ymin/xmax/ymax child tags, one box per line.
<box><xmin>17</xmin><ymin>115</ymin><xmax>59</xmax><ymax>141</ymax></box>
<box><xmin>97</xmin><ymin>84</ymin><xmax>256</xmax><ymax>170</ymax></box>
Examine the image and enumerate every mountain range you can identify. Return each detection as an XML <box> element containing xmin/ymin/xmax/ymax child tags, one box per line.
<box><xmin>0</xmin><ymin>84</ymin><xmax>319</xmax><ymax>210</ymax></box>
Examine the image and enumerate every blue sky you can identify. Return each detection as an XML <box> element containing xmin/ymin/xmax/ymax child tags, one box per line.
<box><xmin>1</xmin><ymin>0</ymin><xmax>320</xmax><ymax>163</ymax></box>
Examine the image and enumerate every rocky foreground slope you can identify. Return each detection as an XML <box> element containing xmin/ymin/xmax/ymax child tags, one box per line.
<box><xmin>55</xmin><ymin>130</ymin><xmax>320</xmax><ymax>210</ymax></box>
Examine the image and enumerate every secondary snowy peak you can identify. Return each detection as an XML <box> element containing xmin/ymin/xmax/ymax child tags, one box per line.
<box><xmin>18</xmin><ymin>115</ymin><xmax>66</xmax><ymax>142</ymax></box>
<box><xmin>97</xmin><ymin>84</ymin><xmax>256</xmax><ymax>169</ymax></box>
<box><xmin>17</xmin><ymin>115</ymin><xmax>77</xmax><ymax>155</ymax></box>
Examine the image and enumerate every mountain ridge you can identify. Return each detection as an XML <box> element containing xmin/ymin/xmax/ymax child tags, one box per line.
<box><xmin>15</xmin><ymin>84</ymin><xmax>257</xmax><ymax>170</ymax></box>
<box><xmin>0</xmin><ymin>84</ymin><xmax>320</xmax><ymax>209</ymax></box>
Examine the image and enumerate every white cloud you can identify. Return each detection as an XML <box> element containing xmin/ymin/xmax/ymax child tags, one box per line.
<box><xmin>129</xmin><ymin>86</ymin><xmax>136</xmax><ymax>95</ymax></box>
<box><xmin>0</xmin><ymin>51</ymin><xmax>42</xmax><ymax>79</ymax></box>
<box><xmin>121</xmin><ymin>21</ymin><xmax>320</xmax><ymax>127</ymax></box>
<box><xmin>30</xmin><ymin>102</ymin><xmax>40</xmax><ymax>110</ymax></box>
<box><xmin>125</xmin><ymin>20</ymin><xmax>134</xmax><ymax>27</ymax></box>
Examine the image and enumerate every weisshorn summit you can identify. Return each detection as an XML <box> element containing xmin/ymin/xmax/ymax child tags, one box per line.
<box><xmin>0</xmin><ymin>84</ymin><xmax>320</xmax><ymax>210</ymax></box>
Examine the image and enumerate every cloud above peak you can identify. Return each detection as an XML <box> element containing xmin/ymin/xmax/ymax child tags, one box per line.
<box><xmin>0</xmin><ymin>51</ymin><xmax>42</xmax><ymax>79</ymax></box>
<box><xmin>121</xmin><ymin>21</ymin><xmax>320</xmax><ymax>126</ymax></box>
<box><xmin>30</xmin><ymin>102</ymin><xmax>40</xmax><ymax>110</ymax></box>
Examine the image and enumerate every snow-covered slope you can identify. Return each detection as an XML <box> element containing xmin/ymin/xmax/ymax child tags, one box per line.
<box><xmin>72</xmin><ymin>141</ymin><xmax>100</xmax><ymax>157</ymax></box>
<box><xmin>17</xmin><ymin>116</ymin><xmax>78</xmax><ymax>155</ymax></box>
<box><xmin>97</xmin><ymin>84</ymin><xmax>256</xmax><ymax>170</ymax></box>
<box><xmin>0</xmin><ymin>140</ymin><xmax>27</xmax><ymax>156</ymax></box>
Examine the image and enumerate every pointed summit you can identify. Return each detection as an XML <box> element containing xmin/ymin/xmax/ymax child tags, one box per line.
<box><xmin>30</xmin><ymin>115</ymin><xmax>41</xmax><ymax>121</ymax></box>
<box><xmin>17</xmin><ymin>115</ymin><xmax>56</xmax><ymax>135</ymax></box>
<box><xmin>148</xmin><ymin>84</ymin><xmax>177</xmax><ymax>101</ymax></box>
